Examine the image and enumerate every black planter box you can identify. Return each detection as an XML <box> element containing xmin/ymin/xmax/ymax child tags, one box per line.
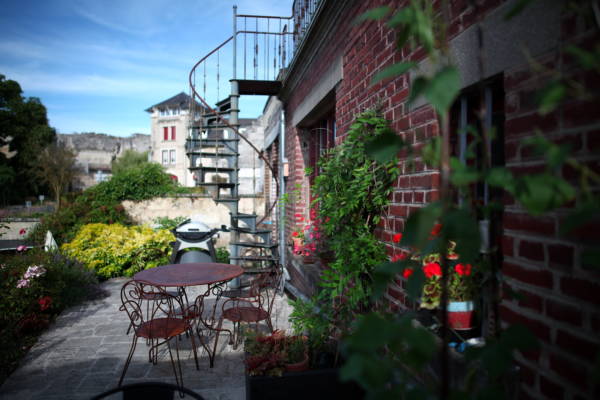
<box><xmin>245</xmin><ymin>367</ymin><xmax>365</xmax><ymax>400</ymax></box>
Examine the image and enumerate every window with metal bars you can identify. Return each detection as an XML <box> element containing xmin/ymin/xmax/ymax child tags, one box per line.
<box><xmin>448</xmin><ymin>74</ymin><xmax>505</xmax><ymax>338</ymax></box>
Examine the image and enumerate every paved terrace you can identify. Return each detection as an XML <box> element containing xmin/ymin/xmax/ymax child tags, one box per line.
<box><xmin>0</xmin><ymin>277</ymin><xmax>294</xmax><ymax>400</ymax></box>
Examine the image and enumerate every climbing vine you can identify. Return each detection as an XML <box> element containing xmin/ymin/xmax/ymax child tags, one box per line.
<box><xmin>290</xmin><ymin>111</ymin><xmax>400</xmax><ymax>349</ymax></box>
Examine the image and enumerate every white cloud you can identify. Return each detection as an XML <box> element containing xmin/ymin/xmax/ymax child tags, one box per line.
<box><xmin>0</xmin><ymin>66</ymin><xmax>183</xmax><ymax>96</ymax></box>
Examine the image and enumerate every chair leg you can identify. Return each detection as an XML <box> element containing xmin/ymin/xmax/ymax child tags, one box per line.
<box><xmin>188</xmin><ymin>328</ymin><xmax>200</xmax><ymax>371</ymax></box>
<box><xmin>166</xmin><ymin>337</ymin><xmax>184</xmax><ymax>392</ymax></box>
<box><xmin>119</xmin><ymin>335</ymin><xmax>138</xmax><ymax>387</ymax></box>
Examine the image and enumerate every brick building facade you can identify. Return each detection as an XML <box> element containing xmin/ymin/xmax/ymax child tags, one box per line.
<box><xmin>273</xmin><ymin>0</ymin><xmax>599</xmax><ymax>398</ymax></box>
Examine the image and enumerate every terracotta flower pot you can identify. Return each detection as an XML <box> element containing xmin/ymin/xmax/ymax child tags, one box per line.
<box><xmin>285</xmin><ymin>352</ymin><xmax>309</xmax><ymax>372</ymax></box>
<box><xmin>292</xmin><ymin>237</ymin><xmax>304</xmax><ymax>254</ymax></box>
<box><xmin>447</xmin><ymin>301</ymin><xmax>474</xmax><ymax>330</ymax></box>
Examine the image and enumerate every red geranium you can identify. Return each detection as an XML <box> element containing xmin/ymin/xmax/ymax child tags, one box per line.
<box><xmin>392</xmin><ymin>233</ymin><xmax>402</xmax><ymax>243</ymax></box>
<box><xmin>38</xmin><ymin>296</ymin><xmax>52</xmax><ymax>311</ymax></box>
<box><xmin>402</xmin><ymin>268</ymin><xmax>414</xmax><ymax>278</ymax></box>
<box><xmin>430</xmin><ymin>223</ymin><xmax>442</xmax><ymax>237</ymax></box>
<box><xmin>423</xmin><ymin>262</ymin><xmax>442</xmax><ymax>279</ymax></box>
<box><xmin>455</xmin><ymin>263</ymin><xmax>472</xmax><ymax>276</ymax></box>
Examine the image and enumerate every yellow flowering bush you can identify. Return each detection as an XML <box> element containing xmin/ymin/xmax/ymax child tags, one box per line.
<box><xmin>61</xmin><ymin>223</ymin><xmax>174</xmax><ymax>279</ymax></box>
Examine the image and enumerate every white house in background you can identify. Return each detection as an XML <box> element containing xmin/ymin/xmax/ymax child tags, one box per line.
<box><xmin>146</xmin><ymin>92</ymin><xmax>199</xmax><ymax>187</ymax></box>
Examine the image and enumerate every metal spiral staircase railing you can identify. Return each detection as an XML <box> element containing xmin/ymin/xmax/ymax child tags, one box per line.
<box><xmin>187</xmin><ymin>6</ymin><xmax>294</xmax><ymax>280</ymax></box>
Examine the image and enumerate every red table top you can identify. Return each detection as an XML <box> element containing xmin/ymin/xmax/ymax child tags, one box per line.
<box><xmin>133</xmin><ymin>263</ymin><xmax>244</xmax><ymax>287</ymax></box>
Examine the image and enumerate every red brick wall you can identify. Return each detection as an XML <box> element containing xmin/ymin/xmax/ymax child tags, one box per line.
<box><xmin>499</xmin><ymin>6</ymin><xmax>600</xmax><ymax>398</ymax></box>
<box><xmin>283</xmin><ymin>1</ymin><xmax>599</xmax><ymax>398</ymax></box>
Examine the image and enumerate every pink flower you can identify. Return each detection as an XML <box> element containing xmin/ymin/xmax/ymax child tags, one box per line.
<box><xmin>19</xmin><ymin>228</ymin><xmax>26</xmax><ymax>235</ymax></box>
<box><xmin>16</xmin><ymin>245</ymin><xmax>27</xmax><ymax>252</ymax></box>
<box><xmin>16</xmin><ymin>279</ymin><xmax>30</xmax><ymax>288</ymax></box>
<box><xmin>423</xmin><ymin>262</ymin><xmax>442</xmax><ymax>279</ymax></box>
<box><xmin>392</xmin><ymin>233</ymin><xmax>402</xmax><ymax>243</ymax></box>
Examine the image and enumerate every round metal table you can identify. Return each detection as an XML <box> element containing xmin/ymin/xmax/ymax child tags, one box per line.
<box><xmin>133</xmin><ymin>262</ymin><xmax>243</xmax><ymax>287</ymax></box>
<box><xmin>132</xmin><ymin>262</ymin><xmax>244</xmax><ymax>368</ymax></box>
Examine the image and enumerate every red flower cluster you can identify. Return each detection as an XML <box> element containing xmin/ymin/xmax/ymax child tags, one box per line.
<box><xmin>38</xmin><ymin>296</ymin><xmax>52</xmax><ymax>311</ymax></box>
<box><xmin>423</xmin><ymin>262</ymin><xmax>442</xmax><ymax>278</ymax></box>
<box><xmin>391</xmin><ymin>252</ymin><xmax>407</xmax><ymax>262</ymax></box>
<box><xmin>455</xmin><ymin>263</ymin><xmax>472</xmax><ymax>276</ymax></box>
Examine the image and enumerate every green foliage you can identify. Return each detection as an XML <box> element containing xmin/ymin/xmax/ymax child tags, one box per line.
<box><xmin>61</xmin><ymin>223</ymin><xmax>174</xmax><ymax>279</ymax></box>
<box><xmin>291</xmin><ymin>111</ymin><xmax>399</xmax><ymax>352</ymax></box>
<box><xmin>152</xmin><ymin>216</ymin><xmax>187</xmax><ymax>231</ymax></box>
<box><xmin>35</xmin><ymin>142</ymin><xmax>78</xmax><ymax>209</ymax></box>
<box><xmin>0</xmin><ymin>249</ymin><xmax>99</xmax><ymax>382</ymax></box>
<box><xmin>28</xmin><ymin>162</ymin><xmax>187</xmax><ymax>245</ymax></box>
<box><xmin>215</xmin><ymin>247</ymin><xmax>230</xmax><ymax>264</ymax></box>
<box><xmin>0</xmin><ymin>75</ymin><xmax>56</xmax><ymax>205</ymax></box>
<box><xmin>111</xmin><ymin>149</ymin><xmax>150</xmax><ymax>175</ymax></box>
<box><xmin>89</xmin><ymin>162</ymin><xmax>186</xmax><ymax>204</ymax></box>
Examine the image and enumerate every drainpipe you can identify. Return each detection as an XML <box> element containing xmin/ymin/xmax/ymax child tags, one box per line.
<box><xmin>279</xmin><ymin>107</ymin><xmax>286</xmax><ymax>274</ymax></box>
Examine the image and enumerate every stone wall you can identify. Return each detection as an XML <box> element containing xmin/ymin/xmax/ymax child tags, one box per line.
<box><xmin>122</xmin><ymin>195</ymin><xmax>265</xmax><ymax>248</ymax></box>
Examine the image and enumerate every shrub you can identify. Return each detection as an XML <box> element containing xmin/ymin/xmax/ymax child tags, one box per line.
<box><xmin>0</xmin><ymin>248</ymin><xmax>99</xmax><ymax>383</ymax></box>
<box><xmin>28</xmin><ymin>162</ymin><xmax>188</xmax><ymax>245</ymax></box>
<box><xmin>61</xmin><ymin>223</ymin><xmax>174</xmax><ymax>279</ymax></box>
<box><xmin>215</xmin><ymin>247</ymin><xmax>230</xmax><ymax>264</ymax></box>
<box><xmin>153</xmin><ymin>216</ymin><xmax>187</xmax><ymax>231</ymax></box>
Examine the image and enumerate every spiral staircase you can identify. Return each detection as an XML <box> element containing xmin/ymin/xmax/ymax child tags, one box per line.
<box><xmin>186</xmin><ymin>7</ymin><xmax>294</xmax><ymax>284</ymax></box>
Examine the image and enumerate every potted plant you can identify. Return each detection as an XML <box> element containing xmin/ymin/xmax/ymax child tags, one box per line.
<box><xmin>395</xmin><ymin>225</ymin><xmax>479</xmax><ymax>330</ymax></box>
<box><xmin>290</xmin><ymin>228</ymin><xmax>304</xmax><ymax>255</ymax></box>
<box><xmin>244</xmin><ymin>328</ymin><xmax>363</xmax><ymax>399</ymax></box>
<box><xmin>244</xmin><ymin>330</ymin><xmax>308</xmax><ymax>377</ymax></box>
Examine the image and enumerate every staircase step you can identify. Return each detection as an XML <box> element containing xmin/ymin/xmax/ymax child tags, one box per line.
<box><xmin>215</xmin><ymin>97</ymin><xmax>231</xmax><ymax>112</ymax></box>
<box><xmin>230</xmin><ymin>255</ymin><xmax>278</xmax><ymax>262</ymax></box>
<box><xmin>189</xmin><ymin>166</ymin><xmax>237</xmax><ymax>173</ymax></box>
<box><xmin>231</xmin><ymin>227</ymin><xmax>272</xmax><ymax>235</ymax></box>
<box><xmin>186</xmin><ymin>151</ymin><xmax>239</xmax><ymax>158</ymax></box>
<box><xmin>236</xmin><ymin>79</ymin><xmax>282</xmax><ymax>96</ymax></box>
<box><xmin>214</xmin><ymin>197</ymin><xmax>240</xmax><ymax>203</ymax></box>
<box><xmin>195</xmin><ymin>182</ymin><xmax>236</xmax><ymax>189</ymax></box>
<box><xmin>231</xmin><ymin>241</ymin><xmax>278</xmax><ymax>249</ymax></box>
<box><xmin>187</xmin><ymin>138</ymin><xmax>240</xmax><ymax>143</ymax></box>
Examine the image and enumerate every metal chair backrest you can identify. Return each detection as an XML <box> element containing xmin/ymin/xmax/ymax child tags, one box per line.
<box><xmin>120</xmin><ymin>280</ymin><xmax>182</xmax><ymax>334</ymax></box>
<box><xmin>91</xmin><ymin>381</ymin><xmax>205</xmax><ymax>399</ymax></box>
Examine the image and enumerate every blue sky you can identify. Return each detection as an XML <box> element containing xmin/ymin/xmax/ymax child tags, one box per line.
<box><xmin>0</xmin><ymin>0</ymin><xmax>292</xmax><ymax>136</ymax></box>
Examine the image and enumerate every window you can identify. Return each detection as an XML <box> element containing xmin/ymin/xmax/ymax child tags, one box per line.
<box><xmin>162</xmin><ymin>150</ymin><xmax>169</xmax><ymax>165</ymax></box>
<box><xmin>163</xmin><ymin>127</ymin><xmax>169</xmax><ymax>141</ymax></box>
<box><xmin>171</xmin><ymin>126</ymin><xmax>176</xmax><ymax>141</ymax></box>
<box><xmin>308</xmin><ymin>112</ymin><xmax>336</xmax><ymax>186</ymax></box>
<box><xmin>169</xmin><ymin>149</ymin><xmax>176</xmax><ymax>164</ymax></box>
<box><xmin>448</xmin><ymin>74</ymin><xmax>505</xmax><ymax>337</ymax></box>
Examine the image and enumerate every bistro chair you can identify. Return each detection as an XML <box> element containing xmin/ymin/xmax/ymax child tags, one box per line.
<box><xmin>119</xmin><ymin>280</ymin><xmax>199</xmax><ymax>389</ymax></box>
<box><xmin>211</xmin><ymin>266</ymin><xmax>282</xmax><ymax>358</ymax></box>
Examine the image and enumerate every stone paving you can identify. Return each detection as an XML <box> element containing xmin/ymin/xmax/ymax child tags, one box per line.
<box><xmin>0</xmin><ymin>277</ymin><xmax>294</xmax><ymax>399</ymax></box>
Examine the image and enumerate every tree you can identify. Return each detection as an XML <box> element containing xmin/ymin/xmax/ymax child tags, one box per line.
<box><xmin>0</xmin><ymin>74</ymin><xmax>56</xmax><ymax>205</ymax></box>
<box><xmin>111</xmin><ymin>149</ymin><xmax>149</xmax><ymax>175</ymax></box>
<box><xmin>35</xmin><ymin>142</ymin><xmax>78</xmax><ymax>209</ymax></box>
